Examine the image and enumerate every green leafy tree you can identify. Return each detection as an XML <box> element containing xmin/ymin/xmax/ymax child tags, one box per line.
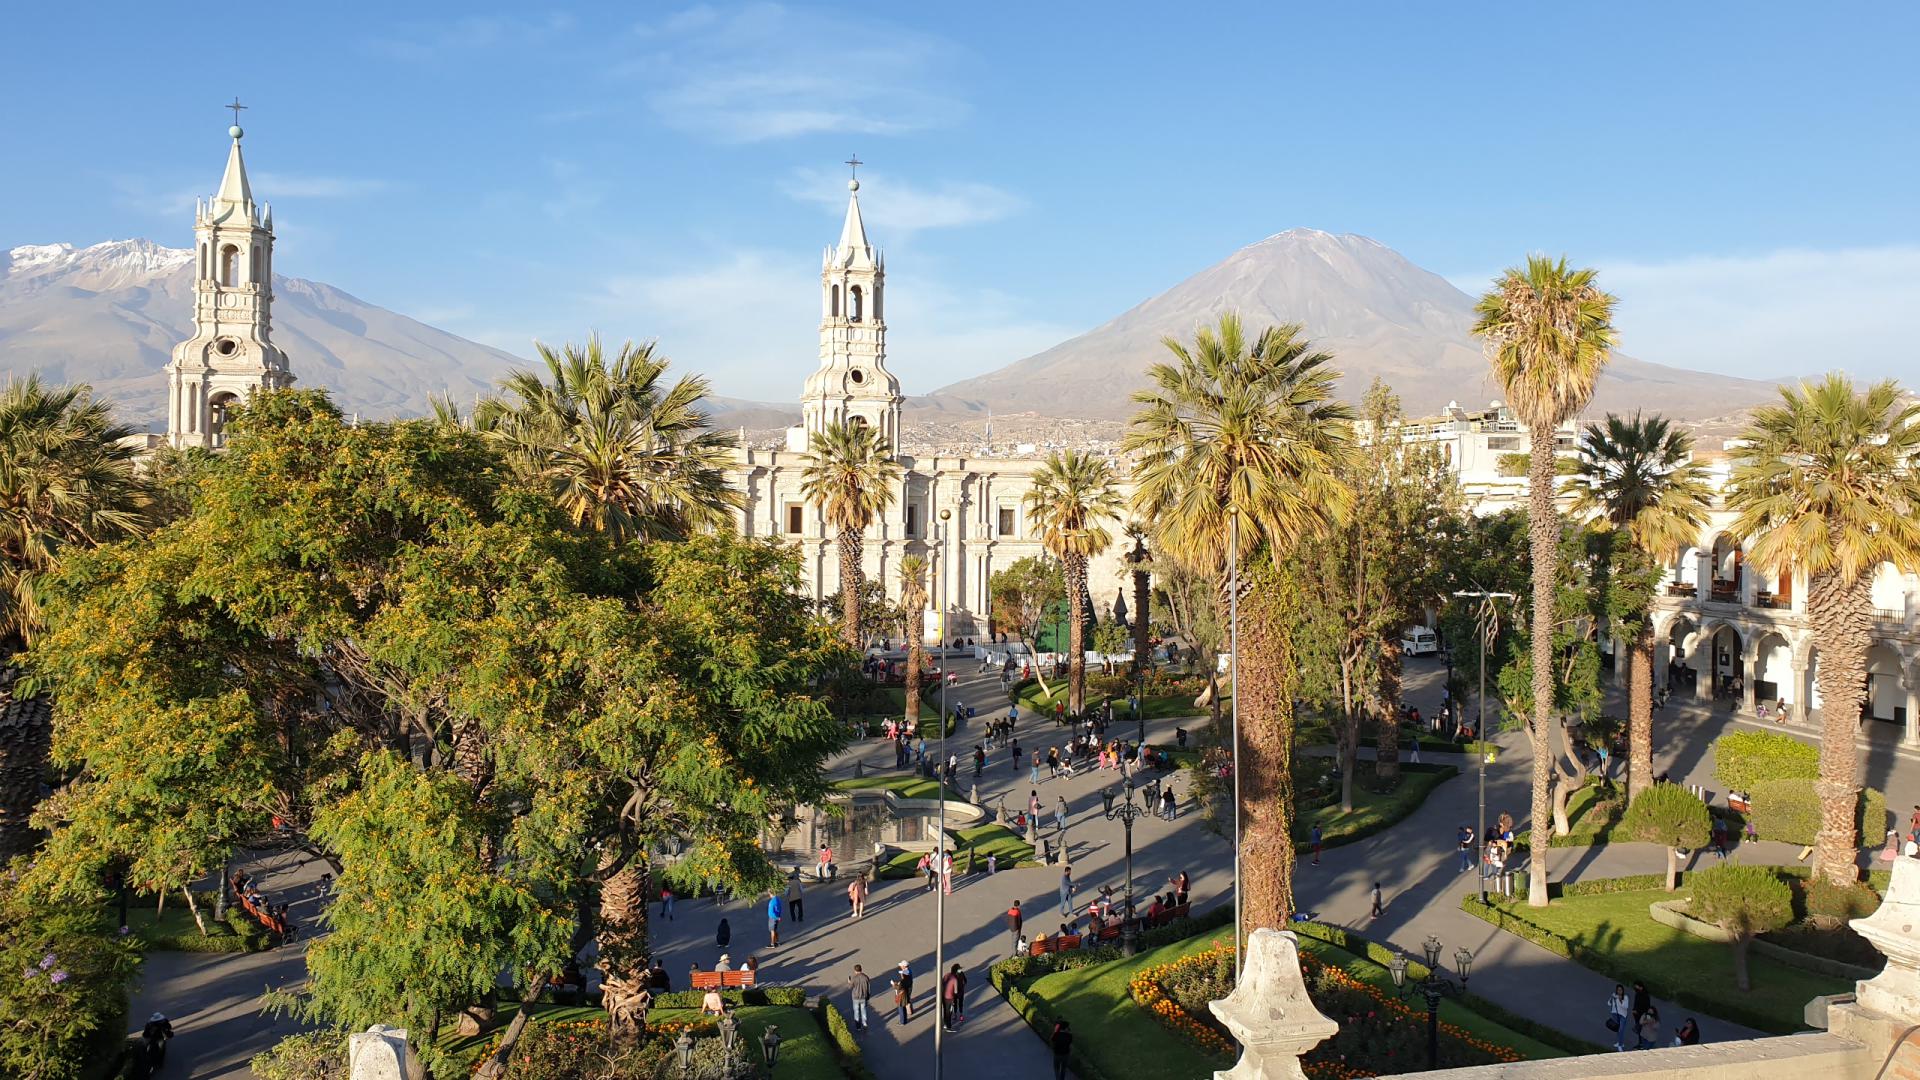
<box><xmin>1025</xmin><ymin>449</ymin><xmax>1123</xmax><ymax>715</ymax></box>
<box><xmin>1473</xmin><ymin>256</ymin><xmax>1619</xmax><ymax>907</ymax></box>
<box><xmin>801</xmin><ymin>420</ymin><xmax>902</xmax><ymax>647</ymax></box>
<box><xmin>1687</xmin><ymin>864</ymin><xmax>1794</xmax><ymax>991</ymax></box>
<box><xmin>1725</xmin><ymin>375</ymin><xmax>1920</xmax><ymax>888</ymax></box>
<box><xmin>0</xmin><ymin>873</ymin><xmax>141</xmax><ymax>1080</ymax></box>
<box><xmin>1125</xmin><ymin>313</ymin><xmax>1355</xmax><ymax>930</ymax></box>
<box><xmin>0</xmin><ymin>377</ymin><xmax>154</xmax><ymax>863</ymax></box>
<box><xmin>819</xmin><ymin>578</ymin><xmax>902</xmax><ymax>646</ymax></box>
<box><xmin>1092</xmin><ymin>618</ymin><xmax>1132</xmax><ymax>671</ymax></box>
<box><xmin>1148</xmin><ymin>543</ymin><xmax>1227</xmax><ymax>721</ymax></box>
<box><xmin>1620</xmin><ymin>783</ymin><xmax>1711</xmax><ymax>891</ymax></box>
<box><xmin>990</xmin><ymin>556</ymin><xmax>1066</xmax><ymax>695</ymax></box>
<box><xmin>1566</xmin><ymin>412</ymin><xmax>1712</xmax><ymax>802</ymax></box>
<box><xmin>475</xmin><ymin>336</ymin><xmax>743</xmax><ymax>543</ymax></box>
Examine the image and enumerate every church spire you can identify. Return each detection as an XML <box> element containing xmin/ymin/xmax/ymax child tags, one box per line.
<box><xmin>802</xmin><ymin>159</ymin><xmax>901</xmax><ymax>455</ymax></box>
<box><xmin>837</xmin><ymin>179</ymin><xmax>872</xmax><ymax>263</ymax></box>
<box><xmin>214</xmin><ymin>98</ymin><xmax>254</xmax><ymax>214</ymax></box>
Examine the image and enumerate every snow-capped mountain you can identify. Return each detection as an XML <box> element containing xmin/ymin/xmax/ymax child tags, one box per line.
<box><xmin>929</xmin><ymin>228</ymin><xmax>1788</xmax><ymax>421</ymax></box>
<box><xmin>0</xmin><ymin>239</ymin><xmax>529</xmax><ymax>427</ymax></box>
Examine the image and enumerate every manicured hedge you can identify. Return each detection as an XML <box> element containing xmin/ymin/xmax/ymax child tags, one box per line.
<box><xmin>1713</xmin><ymin>730</ymin><xmax>1817</xmax><ymax>794</ymax></box>
<box><xmin>815</xmin><ymin>1000</ymin><xmax>877</xmax><ymax>1080</ymax></box>
<box><xmin>1748</xmin><ymin>778</ymin><xmax>1888</xmax><ymax>846</ymax></box>
<box><xmin>650</xmin><ymin>985</ymin><xmax>807</xmax><ymax>1009</ymax></box>
<box><xmin>1288</xmin><ymin>922</ymin><xmax>1604</xmax><ymax>1057</ymax></box>
<box><xmin>1463</xmin><ymin>894</ymin><xmax>1786</xmax><ymax>1034</ymax></box>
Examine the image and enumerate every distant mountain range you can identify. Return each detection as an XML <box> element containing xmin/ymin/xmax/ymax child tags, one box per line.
<box><xmin>927</xmin><ymin>229</ymin><xmax>1790</xmax><ymax>421</ymax></box>
<box><xmin>2</xmin><ymin>232</ymin><xmax>1790</xmax><ymax>435</ymax></box>
<box><xmin>0</xmin><ymin>240</ymin><xmax>525</xmax><ymax>428</ymax></box>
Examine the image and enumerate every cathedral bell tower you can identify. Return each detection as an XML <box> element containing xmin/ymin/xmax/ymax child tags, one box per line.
<box><xmin>799</xmin><ymin>163</ymin><xmax>902</xmax><ymax>455</ymax></box>
<box><xmin>165</xmin><ymin>107</ymin><xmax>293</xmax><ymax>449</ymax></box>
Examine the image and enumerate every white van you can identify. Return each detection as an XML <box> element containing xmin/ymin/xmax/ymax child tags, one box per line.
<box><xmin>1400</xmin><ymin>626</ymin><xmax>1439</xmax><ymax>656</ymax></box>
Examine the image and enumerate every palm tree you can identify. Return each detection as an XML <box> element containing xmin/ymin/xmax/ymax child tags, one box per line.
<box><xmin>0</xmin><ymin>377</ymin><xmax>152</xmax><ymax>861</ymax></box>
<box><xmin>800</xmin><ymin>420</ymin><xmax>902</xmax><ymax>648</ymax></box>
<box><xmin>1472</xmin><ymin>255</ymin><xmax>1618</xmax><ymax>908</ymax></box>
<box><xmin>1128</xmin><ymin>524</ymin><xmax>1152</xmax><ymax>692</ymax></box>
<box><xmin>898</xmin><ymin>555</ymin><xmax>930</xmax><ymax>722</ymax></box>
<box><xmin>1725</xmin><ymin>375</ymin><xmax>1920</xmax><ymax>888</ymax></box>
<box><xmin>1025</xmin><ymin>450</ymin><xmax>1123</xmax><ymax>716</ymax></box>
<box><xmin>1566</xmin><ymin>412</ymin><xmax>1712</xmax><ymax>803</ymax></box>
<box><xmin>477</xmin><ymin>336</ymin><xmax>742</xmax><ymax>543</ymax></box>
<box><xmin>1125</xmin><ymin>313</ymin><xmax>1354</xmax><ymax>932</ymax></box>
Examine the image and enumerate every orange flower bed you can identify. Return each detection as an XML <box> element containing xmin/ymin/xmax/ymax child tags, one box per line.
<box><xmin>1129</xmin><ymin>943</ymin><xmax>1523</xmax><ymax>1078</ymax></box>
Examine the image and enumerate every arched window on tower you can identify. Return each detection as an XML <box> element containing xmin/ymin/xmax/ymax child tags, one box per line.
<box><xmin>831</xmin><ymin>285</ymin><xmax>841</xmax><ymax>317</ymax></box>
<box><xmin>874</xmin><ymin>283</ymin><xmax>883</xmax><ymax>320</ymax></box>
<box><xmin>208</xmin><ymin>391</ymin><xmax>239</xmax><ymax>448</ymax></box>
<box><xmin>251</xmin><ymin>245</ymin><xmax>263</xmax><ymax>284</ymax></box>
<box><xmin>199</xmin><ymin>244</ymin><xmax>209</xmax><ymax>279</ymax></box>
<box><xmin>220</xmin><ymin>244</ymin><xmax>239</xmax><ymax>287</ymax></box>
<box><xmin>849</xmin><ymin>285</ymin><xmax>864</xmax><ymax>322</ymax></box>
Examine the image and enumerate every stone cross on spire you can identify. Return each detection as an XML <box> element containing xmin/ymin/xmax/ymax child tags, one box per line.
<box><xmin>226</xmin><ymin>97</ymin><xmax>247</xmax><ymax>127</ymax></box>
<box><xmin>845</xmin><ymin>155</ymin><xmax>862</xmax><ymax>183</ymax></box>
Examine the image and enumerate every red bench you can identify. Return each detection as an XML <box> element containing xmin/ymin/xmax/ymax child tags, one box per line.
<box><xmin>689</xmin><ymin>969</ymin><xmax>758</xmax><ymax>991</ymax></box>
<box><xmin>237</xmin><ymin>894</ymin><xmax>288</xmax><ymax>936</ymax></box>
<box><xmin>1026</xmin><ymin>934</ymin><xmax>1083</xmax><ymax>956</ymax></box>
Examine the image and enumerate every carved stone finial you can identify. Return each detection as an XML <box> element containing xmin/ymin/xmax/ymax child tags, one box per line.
<box><xmin>1208</xmin><ymin>929</ymin><xmax>1337</xmax><ymax>1080</ymax></box>
<box><xmin>347</xmin><ymin>1025</ymin><xmax>408</xmax><ymax>1080</ymax></box>
<box><xmin>1853</xmin><ymin>856</ymin><xmax>1920</xmax><ymax>1021</ymax></box>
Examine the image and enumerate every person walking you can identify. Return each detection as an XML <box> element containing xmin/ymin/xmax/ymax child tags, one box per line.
<box><xmin>1049</xmin><ymin>1019</ymin><xmax>1074</xmax><ymax>1080</ymax></box>
<box><xmin>1055</xmin><ymin>795</ymin><xmax>1069</xmax><ymax>832</ymax></box>
<box><xmin>765</xmin><ymin>891</ymin><xmax>784</xmax><ymax>947</ymax></box>
<box><xmin>1059</xmin><ymin>865</ymin><xmax>1076</xmax><ymax>916</ymax></box>
<box><xmin>1161</xmin><ymin>785</ymin><xmax>1176</xmax><ymax>821</ymax></box>
<box><xmin>941</xmin><ymin>964</ymin><xmax>967</xmax><ymax>1030</ymax></box>
<box><xmin>1457</xmin><ymin>824</ymin><xmax>1475</xmax><ymax>872</ymax></box>
<box><xmin>1030</xmin><ymin>750</ymin><xmax>1042</xmax><ymax>784</ymax></box>
<box><xmin>974</xmin><ymin>745</ymin><xmax>986</xmax><ymax>777</ymax></box>
<box><xmin>1173</xmin><ymin>869</ymin><xmax>1190</xmax><ymax>907</ymax></box>
<box><xmin>1674</xmin><ymin>1018</ymin><xmax>1700</xmax><ymax>1046</ymax></box>
<box><xmin>1310</xmin><ymin>824</ymin><xmax>1323</xmax><ymax>866</ymax></box>
<box><xmin>1636</xmin><ymin>1006</ymin><xmax>1661</xmax><ymax>1050</ymax></box>
<box><xmin>896</xmin><ymin>961</ymin><xmax>915</xmax><ymax>1022</ymax></box>
<box><xmin>1607</xmin><ymin>984</ymin><xmax>1633</xmax><ymax>1052</ymax></box>
<box><xmin>847</xmin><ymin>964</ymin><xmax>872</xmax><ymax>1031</ymax></box>
<box><xmin>847</xmin><ymin>873</ymin><xmax>868</xmax><ymax>920</ymax></box>
<box><xmin>1630</xmin><ymin>980</ymin><xmax>1651</xmax><ymax>1029</ymax></box>
<box><xmin>785</xmin><ymin>871</ymin><xmax>804</xmax><ymax>923</ymax></box>
<box><xmin>1029</xmin><ymin>789</ymin><xmax>1042</xmax><ymax>821</ymax></box>
<box><xmin>715</xmin><ymin>915</ymin><xmax>731</xmax><ymax>950</ymax></box>
<box><xmin>660</xmin><ymin>884</ymin><xmax>675</xmax><ymax>921</ymax></box>
<box><xmin>1006</xmin><ymin>899</ymin><xmax>1024</xmax><ymax>951</ymax></box>
<box><xmin>1369</xmin><ymin>882</ymin><xmax>1384</xmax><ymax>919</ymax></box>
<box><xmin>941</xmin><ymin>849</ymin><xmax>954</xmax><ymax>895</ymax></box>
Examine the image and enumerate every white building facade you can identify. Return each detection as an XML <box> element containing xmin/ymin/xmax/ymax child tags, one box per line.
<box><xmin>164</xmin><ymin>121</ymin><xmax>293</xmax><ymax>449</ymax></box>
<box><xmin>731</xmin><ymin>181</ymin><xmax>1134</xmax><ymax>639</ymax></box>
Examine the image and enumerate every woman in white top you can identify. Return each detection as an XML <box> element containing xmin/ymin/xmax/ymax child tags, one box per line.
<box><xmin>1607</xmin><ymin>984</ymin><xmax>1632</xmax><ymax>1052</ymax></box>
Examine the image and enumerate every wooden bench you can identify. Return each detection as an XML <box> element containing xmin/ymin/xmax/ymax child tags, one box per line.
<box><xmin>238</xmin><ymin>894</ymin><xmax>288</xmax><ymax>936</ymax></box>
<box><xmin>1026</xmin><ymin>934</ymin><xmax>1082</xmax><ymax>956</ymax></box>
<box><xmin>688</xmin><ymin>968</ymin><xmax>758</xmax><ymax>991</ymax></box>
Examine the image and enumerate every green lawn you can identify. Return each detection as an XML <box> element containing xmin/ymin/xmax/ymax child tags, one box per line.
<box><xmin>875</xmin><ymin>822</ymin><xmax>1037</xmax><ymax>879</ymax></box>
<box><xmin>1010</xmin><ymin>924</ymin><xmax>1566</xmax><ymax>1080</ymax></box>
<box><xmin>1469</xmin><ymin>886</ymin><xmax>1850</xmax><ymax>1034</ymax></box>
<box><xmin>438</xmin><ymin>1004</ymin><xmax>840</xmax><ymax>1078</ymax></box>
<box><xmin>116</xmin><ymin>895</ymin><xmax>262</xmax><ymax>953</ymax></box>
<box><xmin>831</xmin><ymin>774</ymin><xmax>965</xmax><ymax>802</ymax></box>
<box><xmin>1294</xmin><ymin>763</ymin><xmax>1456</xmax><ymax>850</ymax></box>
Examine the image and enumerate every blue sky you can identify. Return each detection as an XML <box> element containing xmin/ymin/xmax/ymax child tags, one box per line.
<box><xmin>4</xmin><ymin>3</ymin><xmax>1915</xmax><ymax>400</ymax></box>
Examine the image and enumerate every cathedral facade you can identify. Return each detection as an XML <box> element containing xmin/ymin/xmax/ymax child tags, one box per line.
<box><xmin>729</xmin><ymin>178</ymin><xmax>1136</xmax><ymax>639</ymax></box>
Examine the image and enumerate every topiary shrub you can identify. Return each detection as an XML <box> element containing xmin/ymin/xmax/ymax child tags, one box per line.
<box><xmin>1806</xmin><ymin>878</ymin><xmax>1881</xmax><ymax>927</ymax></box>
<box><xmin>1713</xmin><ymin>731</ymin><xmax>1817</xmax><ymax>794</ymax></box>
<box><xmin>1748</xmin><ymin>778</ymin><xmax>1888</xmax><ymax>847</ymax></box>
<box><xmin>1687</xmin><ymin>863</ymin><xmax>1794</xmax><ymax>991</ymax></box>
<box><xmin>1619</xmin><ymin>783</ymin><xmax>1712</xmax><ymax>891</ymax></box>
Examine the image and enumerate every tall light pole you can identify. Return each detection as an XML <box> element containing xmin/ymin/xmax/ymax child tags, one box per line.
<box><xmin>1103</xmin><ymin>780</ymin><xmax>1145</xmax><ymax>955</ymax></box>
<box><xmin>1227</xmin><ymin>505</ymin><xmax>1243</xmax><ymax>977</ymax></box>
<box><xmin>933</xmin><ymin>508</ymin><xmax>952</xmax><ymax>1079</ymax></box>
<box><xmin>1453</xmin><ymin>589</ymin><xmax>1513</xmax><ymax>905</ymax></box>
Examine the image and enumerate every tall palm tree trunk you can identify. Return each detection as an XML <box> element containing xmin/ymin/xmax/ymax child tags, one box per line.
<box><xmin>1525</xmin><ymin>433</ymin><xmax>1558</xmax><ymax>907</ymax></box>
<box><xmin>1373</xmin><ymin>639</ymin><xmax>1403</xmax><ymax>786</ymax></box>
<box><xmin>0</xmin><ymin>658</ymin><xmax>51</xmax><ymax>863</ymax></box>
<box><xmin>838</xmin><ymin>527</ymin><xmax>864</xmax><ymax>648</ymax></box>
<box><xmin>598</xmin><ymin>853</ymin><xmax>653</xmax><ymax>1047</ymax></box>
<box><xmin>1065</xmin><ymin>555</ymin><xmax>1088</xmax><ymax>716</ymax></box>
<box><xmin>1236</xmin><ymin>569</ymin><xmax>1297</xmax><ymax>930</ymax></box>
<box><xmin>1627</xmin><ymin>621</ymin><xmax>1655</xmax><ymax>802</ymax></box>
<box><xmin>905</xmin><ymin>607</ymin><xmax>925</xmax><ymax>722</ymax></box>
<box><xmin>1808</xmin><ymin>571</ymin><xmax>1872</xmax><ymax>887</ymax></box>
<box><xmin>1132</xmin><ymin>550</ymin><xmax>1151</xmax><ymax>683</ymax></box>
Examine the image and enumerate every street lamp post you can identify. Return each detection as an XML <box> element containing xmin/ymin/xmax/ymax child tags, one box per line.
<box><xmin>1102</xmin><ymin>779</ymin><xmax>1145</xmax><ymax>956</ymax></box>
<box><xmin>1387</xmin><ymin>934</ymin><xmax>1475</xmax><ymax>1070</ymax></box>
<box><xmin>933</xmin><ymin>509</ymin><xmax>952</xmax><ymax>1080</ymax></box>
<box><xmin>1227</xmin><ymin>505</ymin><xmax>1242</xmax><ymax>977</ymax></box>
<box><xmin>1453</xmin><ymin>590</ymin><xmax>1513</xmax><ymax>905</ymax></box>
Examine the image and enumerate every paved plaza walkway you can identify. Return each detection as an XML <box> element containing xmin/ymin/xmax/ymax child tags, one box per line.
<box><xmin>134</xmin><ymin>658</ymin><xmax>1920</xmax><ymax>1076</ymax></box>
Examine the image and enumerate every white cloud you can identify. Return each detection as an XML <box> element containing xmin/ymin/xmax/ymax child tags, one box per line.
<box><xmin>628</xmin><ymin>4</ymin><xmax>965</xmax><ymax>142</ymax></box>
<box><xmin>253</xmin><ymin>173</ymin><xmax>390</xmax><ymax>199</ymax></box>
<box><xmin>785</xmin><ymin>168</ymin><xmax>1024</xmax><ymax>236</ymax></box>
<box><xmin>1448</xmin><ymin>246</ymin><xmax>1920</xmax><ymax>383</ymax></box>
<box><xmin>363</xmin><ymin>14</ymin><xmax>576</xmax><ymax>62</ymax></box>
<box><xmin>590</xmin><ymin>249</ymin><xmax>1075</xmax><ymax>402</ymax></box>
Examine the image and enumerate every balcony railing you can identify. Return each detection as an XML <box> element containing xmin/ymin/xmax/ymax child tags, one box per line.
<box><xmin>1666</xmin><ymin>583</ymin><xmax>1697</xmax><ymax>599</ymax></box>
<box><xmin>1876</xmin><ymin>608</ymin><xmax>1908</xmax><ymax>628</ymax></box>
<box><xmin>1709</xmin><ymin>580</ymin><xmax>1739</xmax><ymax>603</ymax></box>
<box><xmin>1754</xmin><ymin>592</ymin><xmax>1788</xmax><ymax>610</ymax></box>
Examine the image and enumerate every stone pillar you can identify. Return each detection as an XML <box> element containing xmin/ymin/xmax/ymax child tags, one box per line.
<box><xmin>1793</xmin><ymin>659</ymin><xmax>1812</xmax><ymax>725</ymax></box>
<box><xmin>1904</xmin><ymin>671</ymin><xmax>1919</xmax><ymax>747</ymax></box>
<box><xmin>1695</xmin><ymin>551</ymin><xmax>1711</xmax><ymax>605</ymax></box>
<box><xmin>1741</xmin><ymin>654</ymin><xmax>1758</xmax><ymax>715</ymax></box>
<box><xmin>348</xmin><ymin>1026</ymin><xmax>408</xmax><ymax>1080</ymax></box>
<box><xmin>1208</xmin><ymin>929</ymin><xmax>1337</xmax><ymax>1080</ymax></box>
<box><xmin>1693</xmin><ymin>644</ymin><xmax>1714</xmax><ymax>703</ymax></box>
